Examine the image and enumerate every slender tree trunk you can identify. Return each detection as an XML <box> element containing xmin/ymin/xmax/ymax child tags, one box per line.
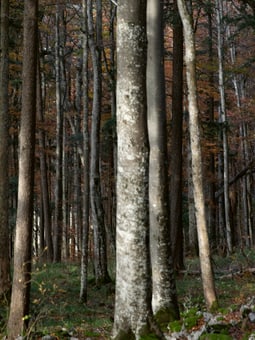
<box><xmin>62</xmin><ymin>123</ymin><xmax>68</xmax><ymax>259</ymax></box>
<box><xmin>0</xmin><ymin>0</ymin><xmax>11</xmax><ymax>298</ymax></box>
<box><xmin>170</xmin><ymin>0</ymin><xmax>185</xmax><ymax>270</ymax></box>
<box><xmin>188</xmin><ymin>141</ymin><xmax>198</xmax><ymax>255</ymax></box>
<box><xmin>227</xmin><ymin>25</ymin><xmax>252</xmax><ymax>247</ymax></box>
<box><xmin>109</xmin><ymin>2</ymin><xmax>117</xmax><ymax>253</ymax></box>
<box><xmin>7</xmin><ymin>0</ymin><xmax>38</xmax><ymax>336</ymax></box>
<box><xmin>88</xmin><ymin>0</ymin><xmax>110</xmax><ymax>285</ymax></box>
<box><xmin>80</xmin><ymin>0</ymin><xmax>90</xmax><ymax>302</ymax></box>
<box><xmin>72</xmin><ymin>104</ymin><xmax>82</xmax><ymax>257</ymax></box>
<box><xmin>53</xmin><ymin>0</ymin><xmax>65</xmax><ymax>262</ymax></box>
<box><xmin>216</xmin><ymin>0</ymin><xmax>232</xmax><ymax>254</ymax></box>
<box><xmin>37</xmin><ymin>55</ymin><xmax>53</xmax><ymax>262</ymax></box>
<box><xmin>112</xmin><ymin>1</ymin><xmax>163</xmax><ymax>338</ymax></box>
<box><xmin>206</xmin><ymin>1</ymin><xmax>217</xmax><ymax>250</ymax></box>
<box><xmin>177</xmin><ymin>0</ymin><xmax>218</xmax><ymax>311</ymax></box>
<box><xmin>147</xmin><ymin>0</ymin><xmax>179</xmax><ymax>324</ymax></box>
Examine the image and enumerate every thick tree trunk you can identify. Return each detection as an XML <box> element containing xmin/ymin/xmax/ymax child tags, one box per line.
<box><xmin>0</xmin><ymin>0</ymin><xmax>11</xmax><ymax>298</ymax></box>
<box><xmin>177</xmin><ymin>0</ymin><xmax>218</xmax><ymax>311</ymax></box>
<box><xmin>7</xmin><ymin>0</ymin><xmax>38</xmax><ymax>336</ymax></box>
<box><xmin>112</xmin><ymin>1</ymin><xmax>163</xmax><ymax>339</ymax></box>
<box><xmin>147</xmin><ymin>0</ymin><xmax>179</xmax><ymax>324</ymax></box>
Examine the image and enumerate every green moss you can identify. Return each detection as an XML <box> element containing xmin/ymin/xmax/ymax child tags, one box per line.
<box><xmin>208</xmin><ymin>323</ymin><xmax>230</xmax><ymax>334</ymax></box>
<box><xmin>154</xmin><ymin>307</ymin><xmax>179</xmax><ymax>327</ymax></box>
<box><xmin>217</xmin><ymin>307</ymin><xmax>229</xmax><ymax>315</ymax></box>
<box><xmin>182</xmin><ymin>307</ymin><xmax>199</xmax><ymax>317</ymax></box>
<box><xmin>184</xmin><ymin>315</ymin><xmax>200</xmax><ymax>330</ymax></box>
<box><xmin>168</xmin><ymin>320</ymin><xmax>182</xmax><ymax>332</ymax></box>
<box><xmin>209</xmin><ymin>300</ymin><xmax>219</xmax><ymax>313</ymax></box>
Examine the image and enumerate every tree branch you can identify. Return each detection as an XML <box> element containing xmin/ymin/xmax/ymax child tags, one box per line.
<box><xmin>215</xmin><ymin>160</ymin><xmax>255</xmax><ymax>198</ymax></box>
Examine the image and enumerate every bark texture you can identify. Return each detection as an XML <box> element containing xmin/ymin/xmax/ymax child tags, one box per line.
<box><xmin>112</xmin><ymin>1</ymin><xmax>163</xmax><ymax>338</ymax></box>
<box><xmin>7</xmin><ymin>0</ymin><xmax>38</xmax><ymax>336</ymax></box>
<box><xmin>147</xmin><ymin>0</ymin><xmax>179</xmax><ymax>324</ymax></box>
<box><xmin>177</xmin><ymin>0</ymin><xmax>218</xmax><ymax>311</ymax></box>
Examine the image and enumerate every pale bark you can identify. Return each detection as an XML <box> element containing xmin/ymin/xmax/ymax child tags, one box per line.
<box><xmin>147</xmin><ymin>0</ymin><xmax>179</xmax><ymax>324</ymax></box>
<box><xmin>7</xmin><ymin>0</ymin><xmax>38</xmax><ymax>336</ymax></box>
<box><xmin>112</xmin><ymin>1</ymin><xmax>163</xmax><ymax>339</ymax></box>
<box><xmin>0</xmin><ymin>0</ymin><xmax>11</xmax><ymax>298</ymax></box>
<box><xmin>177</xmin><ymin>0</ymin><xmax>218</xmax><ymax>311</ymax></box>
<box><xmin>216</xmin><ymin>0</ymin><xmax>232</xmax><ymax>254</ymax></box>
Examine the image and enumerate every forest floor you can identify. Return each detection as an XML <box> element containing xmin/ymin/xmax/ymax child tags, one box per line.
<box><xmin>1</xmin><ymin>250</ymin><xmax>255</xmax><ymax>339</ymax></box>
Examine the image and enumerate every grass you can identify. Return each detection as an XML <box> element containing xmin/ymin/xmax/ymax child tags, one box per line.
<box><xmin>1</xmin><ymin>249</ymin><xmax>255</xmax><ymax>338</ymax></box>
<box><xmin>29</xmin><ymin>262</ymin><xmax>114</xmax><ymax>339</ymax></box>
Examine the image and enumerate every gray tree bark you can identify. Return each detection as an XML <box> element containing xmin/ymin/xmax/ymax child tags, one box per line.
<box><xmin>147</xmin><ymin>0</ymin><xmax>179</xmax><ymax>325</ymax></box>
<box><xmin>7</xmin><ymin>0</ymin><xmax>38</xmax><ymax>336</ymax></box>
<box><xmin>112</xmin><ymin>1</ymin><xmax>163</xmax><ymax>339</ymax></box>
<box><xmin>177</xmin><ymin>0</ymin><xmax>218</xmax><ymax>311</ymax></box>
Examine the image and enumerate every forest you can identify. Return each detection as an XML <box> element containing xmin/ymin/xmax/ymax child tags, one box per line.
<box><xmin>1</xmin><ymin>0</ymin><xmax>255</xmax><ymax>339</ymax></box>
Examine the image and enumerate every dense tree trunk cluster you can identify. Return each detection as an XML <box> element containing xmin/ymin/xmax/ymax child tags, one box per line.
<box><xmin>2</xmin><ymin>0</ymin><xmax>255</xmax><ymax>337</ymax></box>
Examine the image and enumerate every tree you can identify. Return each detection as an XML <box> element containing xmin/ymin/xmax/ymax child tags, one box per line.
<box><xmin>112</xmin><ymin>1</ymin><xmax>163</xmax><ymax>338</ymax></box>
<box><xmin>147</xmin><ymin>0</ymin><xmax>179</xmax><ymax>324</ymax></box>
<box><xmin>205</xmin><ymin>0</ymin><xmax>217</xmax><ymax>250</ymax></box>
<box><xmin>7</xmin><ymin>0</ymin><xmax>38</xmax><ymax>336</ymax></box>
<box><xmin>216</xmin><ymin>0</ymin><xmax>232</xmax><ymax>254</ymax></box>
<box><xmin>80</xmin><ymin>0</ymin><xmax>90</xmax><ymax>302</ymax></box>
<box><xmin>37</xmin><ymin>56</ymin><xmax>53</xmax><ymax>262</ymax></box>
<box><xmin>0</xmin><ymin>0</ymin><xmax>11</xmax><ymax>299</ymax></box>
<box><xmin>170</xmin><ymin>0</ymin><xmax>185</xmax><ymax>270</ymax></box>
<box><xmin>177</xmin><ymin>0</ymin><xmax>218</xmax><ymax>310</ymax></box>
<box><xmin>87</xmin><ymin>0</ymin><xmax>110</xmax><ymax>284</ymax></box>
<box><xmin>53</xmin><ymin>0</ymin><xmax>65</xmax><ymax>262</ymax></box>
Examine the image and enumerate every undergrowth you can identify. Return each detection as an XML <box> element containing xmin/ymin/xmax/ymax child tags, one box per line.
<box><xmin>0</xmin><ymin>249</ymin><xmax>255</xmax><ymax>339</ymax></box>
